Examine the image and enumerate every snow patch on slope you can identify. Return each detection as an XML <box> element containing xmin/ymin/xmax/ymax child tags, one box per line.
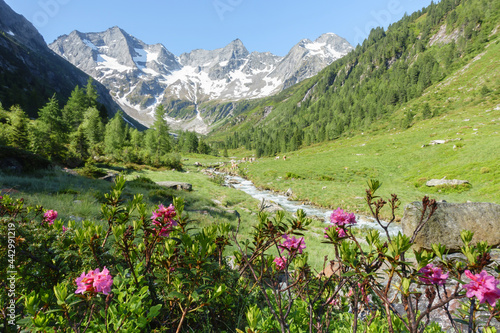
<box><xmin>83</xmin><ymin>39</ymin><xmax>98</xmax><ymax>50</ymax></box>
<box><xmin>96</xmin><ymin>54</ymin><xmax>132</xmax><ymax>72</ymax></box>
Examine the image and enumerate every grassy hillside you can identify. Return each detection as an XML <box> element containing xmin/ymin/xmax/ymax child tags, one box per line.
<box><xmin>233</xmin><ymin>34</ymin><xmax>500</xmax><ymax>216</ymax></box>
<box><xmin>209</xmin><ymin>0</ymin><xmax>499</xmax><ymax>159</ymax></box>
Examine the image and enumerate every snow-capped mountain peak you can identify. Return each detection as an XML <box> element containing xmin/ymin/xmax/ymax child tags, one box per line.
<box><xmin>49</xmin><ymin>27</ymin><xmax>354</xmax><ymax>131</ymax></box>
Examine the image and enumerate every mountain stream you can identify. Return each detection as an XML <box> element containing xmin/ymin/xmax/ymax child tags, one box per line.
<box><xmin>224</xmin><ymin>174</ymin><xmax>402</xmax><ymax>237</ymax></box>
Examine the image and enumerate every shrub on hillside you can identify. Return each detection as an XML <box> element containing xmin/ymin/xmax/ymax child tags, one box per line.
<box><xmin>77</xmin><ymin>162</ymin><xmax>107</xmax><ymax>179</ymax></box>
<box><xmin>285</xmin><ymin>172</ymin><xmax>303</xmax><ymax>180</ymax></box>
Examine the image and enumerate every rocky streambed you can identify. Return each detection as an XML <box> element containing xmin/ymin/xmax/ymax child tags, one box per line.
<box><xmin>223</xmin><ymin>173</ymin><xmax>402</xmax><ymax>236</ymax></box>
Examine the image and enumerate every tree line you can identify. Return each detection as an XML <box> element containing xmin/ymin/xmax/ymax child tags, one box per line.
<box><xmin>0</xmin><ymin>78</ymin><xmax>216</xmax><ymax>169</ymax></box>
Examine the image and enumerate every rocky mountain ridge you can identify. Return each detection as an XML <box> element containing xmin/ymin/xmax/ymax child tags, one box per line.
<box><xmin>49</xmin><ymin>27</ymin><xmax>353</xmax><ymax>132</ymax></box>
<box><xmin>0</xmin><ymin>0</ymin><xmax>130</xmax><ymax>123</ymax></box>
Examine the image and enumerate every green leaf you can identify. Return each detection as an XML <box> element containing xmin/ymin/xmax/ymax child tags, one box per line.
<box><xmin>167</xmin><ymin>291</ymin><xmax>186</xmax><ymax>300</ymax></box>
<box><xmin>367</xmin><ymin>179</ymin><xmax>382</xmax><ymax>194</ymax></box>
<box><xmin>147</xmin><ymin>304</ymin><xmax>162</xmax><ymax>319</ymax></box>
<box><xmin>341</xmin><ymin>271</ymin><xmax>358</xmax><ymax>277</ymax></box>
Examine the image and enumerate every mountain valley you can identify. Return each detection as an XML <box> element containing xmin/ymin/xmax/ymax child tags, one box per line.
<box><xmin>49</xmin><ymin>27</ymin><xmax>353</xmax><ymax>132</ymax></box>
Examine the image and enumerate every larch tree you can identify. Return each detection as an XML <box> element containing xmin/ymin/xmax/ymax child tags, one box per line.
<box><xmin>104</xmin><ymin>111</ymin><xmax>126</xmax><ymax>157</ymax></box>
<box><xmin>85</xmin><ymin>78</ymin><xmax>99</xmax><ymax>109</ymax></box>
<box><xmin>8</xmin><ymin>105</ymin><xmax>29</xmax><ymax>149</ymax></box>
<box><xmin>81</xmin><ymin>107</ymin><xmax>104</xmax><ymax>150</ymax></box>
<box><xmin>35</xmin><ymin>95</ymin><xmax>67</xmax><ymax>159</ymax></box>
<box><xmin>63</xmin><ymin>85</ymin><xmax>88</xmax><ymax>131</ymax></box>
<box><xmin>152</xmin><ymin>104</ymin><xmax>172</xmax><ymax>159</ymax></box>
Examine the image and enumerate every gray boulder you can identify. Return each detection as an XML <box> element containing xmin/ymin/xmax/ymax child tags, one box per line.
<box><xmin>100</xmin><ymin>173</ymin><xmax>118</xmax><ymax>182</ymax></box>
<box><xmin>156</xmin><ymin>181</ymin><xmax>192</xmax><ymax>191</ymax></box>
<box><xmin>401</xmin><ymin>201</ymin><xmax>500</xmax><ymax>251</ymax></box>
<box><xmin>426</xmin><ymin>178</ymin><xmax>469</xmax><ymax>186</ymax></box>
<box><xmin>258</xmin><ymin>199</ymin><xmax>284</xmax><ymax>213</ymax></box>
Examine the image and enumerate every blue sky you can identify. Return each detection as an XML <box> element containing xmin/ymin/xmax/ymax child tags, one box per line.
<box><xmin>5</xmin><ymin>0</ymin><xmax>436</xmax><ymax>56</ymax></box>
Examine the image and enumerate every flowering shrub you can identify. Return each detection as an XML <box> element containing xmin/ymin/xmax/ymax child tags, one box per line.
<box><xmin>329</xmin><ymin>207</ymin><xmax>356</xmax><ymax>227</ymax></box>
<box><xmin>1</xmin><ymin>177</ymin><xmax>500</xmax><ymax>332</ymax></box>
<box><xmin>274</xmin><ymin>257</ymin><xmax>287</xmax><ymax>271</ymax></box>
<box><xmin>463</xmin><ymin>270</ymin><xmax>500</xmax><ymax>307</ymax></box>
<box><xmin>150</xmin><ymin>203</ymin><xmax>178</xmax><ymax>237</ymax></box>
<box><xmin>324</xmin><ymin>225</ymin><xmax>347</xmax><ymax>239</ymax></box>
<box><xmin>278</xmin><ymin>234</ymin><xmax>306</xmax><ymax>255</ymax></box>
<box><xmin>75</xmin><ymin>267</ymin><xmax>113</xmax><ymax>295</ymax></box>
<box><xmin>418</xmin><ymin>263</ymin><xmax>449</xmax><ymax>285</ymax></box>
<box><xmin>43</xmin><ymin>209</ymin><xmax>58</xmax><ymax>225</ymax></box>
<box><xmin>1</xmin><ymin>176</ymin><xmax>243</xmax><ymax>332</ymax></box>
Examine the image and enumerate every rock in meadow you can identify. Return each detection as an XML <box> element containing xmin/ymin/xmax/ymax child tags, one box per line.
<box><xmin>425</xmin><ymin>178</ymin><xmax>469</xmax><ymax>187</ymax></box>
<box><xmin>401</xmin><ymin>201</ymin><xmax>500</xmax><ymax>251</ymax></box>
<box><xmin>156</xmin><ymin>181</ymin><xmax>193</xmax><ymax>191</ymax></box>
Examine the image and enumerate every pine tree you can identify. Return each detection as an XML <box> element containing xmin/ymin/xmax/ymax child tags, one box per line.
<box><xmin>85</xmin><ymin>78</ymin><xmax>98</xmax><ymax>109</ymax></box>
<box><xmin>69</xmin><ymin>124</ymin><xmax>89</xmax><ymax>161</ymax></box>
<box><xmin>422</xmin><ymin>103</ymin><xmax>432</xmax><ymax>119</ymax></box>
<box><xmin>152</xmin><ymin>105</ymin><xmax>172</xmax><ymax>158</ymax></box>
<box><xmin>187</xmin><ymin>132</ymin><xmax>199</xmax><ymax>153</ymax></box>
<box><xmin>8</xmin><ymin>105</ymin><xmax>29</xmax><ymax>149</ymax></box>
<box><xmin>198</xmin><ymin>140</ymin><xmax>211</xmax><ymax>155</ymax></box>
<box><xmin>81</xmin><ymin>107</ymin><xmax>104</xmax><ymax>148</ymax></box>
<box><xmin>36</xmin><ymin>96</ymin><xmax>67</xmax><ymax>159</ymax></box>
<box><xmin>38</xmin><ymin>95</ymin><xmax>66</xmax><ymax>138</ymax></box>
<box><xmin>144</xmin><ymin>129</ymin><xmax>158</xmax><ymax>165</ymax></box>
<box><xmin>104</xmin><ymin>111</ymin><xmax>126</xmax><ymax>156</ymax></box>
<box><xmin>63</xmin><ymin>85</ymin><xmax>88</xmax><ymax>130</ymax></box>
<box><xmin>129</xmin><ymin>128</ymin><xmax>142</xmax><ymax>150</ymax></box>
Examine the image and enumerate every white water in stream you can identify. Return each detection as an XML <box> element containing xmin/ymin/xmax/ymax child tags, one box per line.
<box><xmin>224</xmin><ymin>174</ymin><xmax>402</xmax><ymax>237</ymax></box>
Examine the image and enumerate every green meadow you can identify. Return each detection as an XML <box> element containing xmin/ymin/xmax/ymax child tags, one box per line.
<box><xmin>235</xmin><ymin>38</ymin><xmax>500</xmax><ymax>217</ymax></box>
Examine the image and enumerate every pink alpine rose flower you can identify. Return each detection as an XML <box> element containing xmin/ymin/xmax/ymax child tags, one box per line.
<box><xmin>418</xmin><ymin>264</ymin><xmax>449</xmax><ymax>285</ymax></box>
<box><xmin>330</xmin><ymin>208</ymin><xmax>356</xmax><ymax>227</ymax></box>
<box><xmin>75</xmin><ymin>270</ymin><xmax>96</xmax><ymax>295</ymax></box>
<box><xmin>278</xmin><ymin>235</ymin><xmax>306</xmax><ymax>255</ymax></box>
<box><xmin>151</xmin><ymin>204</ymin><xmax>178</xmax><ymax>237</ymax></box>
<box><xmin>327</xmin><ymin>297</ymin><xmax>339</xmax><ymax>306</ymax></box>
<box><xmin>463</xmin><ymin>270</ymin><xmax>500</xmax><ymax>307</ymax></box>
<box><xmin>93</xmin><ymin>267</ymin><xmax>113</xmax><ymax>295</ymax></box>
<box><xmin>75</xmin><ymin>267</ymin><xmax>113</xmax><ymax>295</ymax></box>
<box><xmin>274</xmin><ymin>257</ymin><xmax>287</xmax><ymax>271</ymax></box>
<box><xmin>44</xmin><ymin>209</ymin><xmax>58</xmax><ymax>225</ymax></box>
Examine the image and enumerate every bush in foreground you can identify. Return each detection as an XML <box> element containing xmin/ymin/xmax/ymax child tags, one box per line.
<box><xmin>1</xmin><ymin>177</ymin><xmax>499</xmax><ymax>332</ymax></box>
